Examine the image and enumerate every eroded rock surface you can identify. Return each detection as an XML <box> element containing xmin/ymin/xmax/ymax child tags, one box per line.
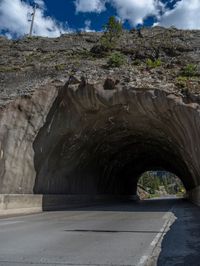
<box><xmin>32</xmin><ymin>78</ymin><xmax>200</xmax><ymax>195</ymax></box>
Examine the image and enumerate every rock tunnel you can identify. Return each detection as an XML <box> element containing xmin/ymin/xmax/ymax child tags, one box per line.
<box><xmin>0</xmin><ymin>75</ymin><xmax>200</xmax><ymax>212</ymax></box>
<box><xmin>31</xmin><ymin>77</ymin><xmax>200</xmax><ymax>199</ymax></box>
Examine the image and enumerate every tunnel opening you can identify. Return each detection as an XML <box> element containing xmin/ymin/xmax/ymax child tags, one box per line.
<box><xmin>33</xmin><ymin>81</ymin><xmax>198</xmax><ymax>203</ymax></box>
<box><xmin>137</xmin><ymin>171</ymin><xmax>186</xmax><ymax>200</ymax></box>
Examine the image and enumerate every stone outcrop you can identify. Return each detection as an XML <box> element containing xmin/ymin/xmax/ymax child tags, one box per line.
<box><xmin>0</xmin><ymin>83</ymin><xmax>58</xmax><ymax>193</ymax></box>
<box><xmin>0</xmin><ymin>27</ymin><xmax>200</xmax><ymax>204</ymax></box>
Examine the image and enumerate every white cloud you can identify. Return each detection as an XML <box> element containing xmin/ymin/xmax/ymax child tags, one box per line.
<box><xmin>74</xmin><ymin>0</ymin><xmax>200</xmax><ymax>29</ymax></box>
<box><xmin>0</xmin><ymin>0</ymin><xmax>69</xmax><ymax>38</ymax></box>
<box><xmin>75</xmin><ymin>0</ymin><xmax>106</xmax><ymax>13</ymax></box>
<box><xmin>78</xmin><ymin>20</ymin><xmax>94</xmax><ymax>32</ymax></box>
<box><xmin>158</xmin><ymin>0</ymin><xmax>200</xmax><ymax>29</ymax></box>
<box><xmin>75</xmin><ymin>0</ymin><xmax>162</xmax><ymax>26</ymax></box>
<box><xmin>83</xmin><ymin>20</ymin><xmax>93</xmax><ymax>32</ymax></box>
<box><xmin>34</xmin><ymin>0</ymin><xmax>45</xmax><ymax>8</ymax></box>
<box><xmin>110</xmin><ymin>0</ymin><xmax>161</xmax><ymax>25</ymax></box>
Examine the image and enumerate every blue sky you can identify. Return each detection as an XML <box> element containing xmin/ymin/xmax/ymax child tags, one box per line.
<box><xmin>0</xmin><ymin>0</ymin><xmax>200</xmax><ymax>38</ymax></box>
<box><xmin>44</xmin><ymin>0</ymin><xmax>179</xmax><ymax>30</ymax></box>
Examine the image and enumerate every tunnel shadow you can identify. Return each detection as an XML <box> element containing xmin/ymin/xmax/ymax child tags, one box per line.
<box><xmin>156</xmin><ymin>200</ymin><xmax>200</xmax><ymax>266</ymax></box>
<box><xmin>52</xmin><ymin>197</ymin><xmax>183</xmax><ymax>213</ymax></box>
<box><xmin>41</xmin><ymin>196</ymin><xmax>183</xmax><ymax>213</ymax></box>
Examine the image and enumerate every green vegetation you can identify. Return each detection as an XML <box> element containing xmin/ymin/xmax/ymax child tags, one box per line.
<box><xmin>176</xmin><ymin>76</ymin><xmax>188</xmax><ymax>88</ymax></box>
<box><xmin>181</xmin><ymin>64</ymin><xmax>198</xmax><ymax>77</ymax></box>
<box><xmin>55</xmin><ymin>64</ymin><xmax>66</xmax><ymax>71</ymax></box>
<box><xmin>107</xmin><ymin>52</ymin><xmax>126</xmax><ymax>68</ymax></box>
<box><xmin>100</xmin><ymin>16</ymin><xmax>123</xmax><ymax>50</ymax></box>
<box><xmin>25</xmin><ymin>52</ymin><xmax>42</xmax><ymax>63</ymax></box>
<box><xmin>77</xmin><ymin>50</ymin><xmax>95</xmax><ymax>59</ymax></box>
<box><xmin>146</xmin><ymin>58</ymin><xmax>162</xmax><ymax>68</ymax></box>
<box><xmin>0</xmin><ymin>66</ymin><xmax>21</xmax><ymax>72</ymax></box>
<box><xmin>176</xmin><ymin>65</ymin><xmax>199</xmax><ymax>90</ymax></box>
<box><xmin>138</xmin><ymin>171</ymin><xmax>185</xmax><ymax>198</ymax></box>
<box><xmin>40</xmin><ymin>52</ymin><xmax>57</xmax><ymax>62</ymax></box>
<box><xmin>132</xmin><ymin>59</ymin><xmax>141</xmax><ymax>66</ymax></box>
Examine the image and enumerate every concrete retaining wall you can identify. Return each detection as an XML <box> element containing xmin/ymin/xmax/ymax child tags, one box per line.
<box><xmin>0</xmin><ymin>194</ymin><xmax>137</xmax><ymax>216</ymax></box>
<box><xmin>0</xmin><ymin>194</ymin><xmax>43</xmax><ymax>216</ymax></box>
<box><xmin>188</xmin><ymin>186</ymin><xmax>200</xmax><ymax>206</ymax></box>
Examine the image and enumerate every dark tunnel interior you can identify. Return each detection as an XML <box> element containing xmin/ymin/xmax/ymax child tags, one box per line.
<box><xmin>33</xmin><ymin>127</ymin><xmax>195</xmax><ymax>196</ymax></box>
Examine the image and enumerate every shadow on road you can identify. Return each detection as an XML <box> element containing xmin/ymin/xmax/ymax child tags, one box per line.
<box><xmin>57</xmin><ymin>197</ymin><xmax>182</xmax><ymax>212</ymax></box>
<box><xmin>156</xmin><ymin>200</ymin><xmax>200</xmax><ymax>266</ymax></box>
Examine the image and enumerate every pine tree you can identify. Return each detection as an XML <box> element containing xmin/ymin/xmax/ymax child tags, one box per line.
<box><xmin>101</xmin><ymin>16</ymin><xmax>123</xmax><ymax>50</ymax></box>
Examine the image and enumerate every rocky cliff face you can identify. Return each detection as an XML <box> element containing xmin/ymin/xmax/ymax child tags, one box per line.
<box><xmin>0</xmin><ymin>27</ymin><xmax>200</xmax><ymax>195</ymax></box>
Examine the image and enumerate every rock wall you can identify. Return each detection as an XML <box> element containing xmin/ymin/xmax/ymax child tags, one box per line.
<box><xmin>0</xmin><ymin>83</ymin><xmax>58</xmax><ymax>193</ymax></box>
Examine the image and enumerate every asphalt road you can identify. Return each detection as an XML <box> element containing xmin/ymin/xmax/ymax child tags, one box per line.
<box><xmin>0</xmin><ymin>198</ymin><xmax>199</xmax><ymax>266</ymax></box>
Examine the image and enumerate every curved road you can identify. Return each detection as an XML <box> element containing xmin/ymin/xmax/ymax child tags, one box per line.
<box><xmin>0</xmin><ymin>198</ymin><xmax>199</xmax><ymax>266</ymax></box>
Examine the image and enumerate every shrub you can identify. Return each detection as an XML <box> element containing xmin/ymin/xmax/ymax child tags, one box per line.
<box><xmin>146</xmin><ymin>58</ymin><xmax>162</xmax><ymax>68</ymax></box>
<box><xmin>103</xmin><ymin>16</ymin><xmax>123</xmax><ymax>41</ymax></box>
<box><xmin>55</xmin><ymin>64</ymin><xmax>66</xmax><ymax>71</ymax></box>
<box><xmin>132</xmin><ymin>59</ymin><xmax>141</xmax><ymax>66</ymax></box>
<box><xmin>90</xmin><ymin>44</ymin><xmax>109</xmax><ymax>57</ymax></box>
<box><xmin>175</xmin><ymin>76</ymin><xmax>188</xmax><ymax>88</ymax></box>
<box><xmin>107</xmin><ymin>52</ymin><xmax>126</xmax><ymax>67</ymax></box>
<box><xmin>100</xmin><ymin>36</ymin><xmax>115</xmax><ymax>50</ymax></box>
<box><xmin>0</xmin><ymin>66</ymin><xmax>21</xmax><ymax>72</ymax></box>
<box><xmin>181</xmin><ymin>64</ymin><xmax>198</xmax><ymax>77</ymax></box>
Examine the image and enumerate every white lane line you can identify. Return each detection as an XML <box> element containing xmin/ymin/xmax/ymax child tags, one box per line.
<box><xmin>137</xmin><ymin>208</ymin><xmax>175</xmax><ymax>266</ymax></box>
<box><xmin>150</xmin><ymin>218</ymin><xmax>169</xmax><ymax>247</ymax></box>
<box><xmin>138</xmin><ymin>255</ymin><xmax>149</xmax><ymax>265</ymax></box>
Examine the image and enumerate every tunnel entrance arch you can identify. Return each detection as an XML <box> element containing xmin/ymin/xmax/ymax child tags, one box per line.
<box><xmin>33</xmin><ymin>79</ymin><xmax>199</xmax><ymax>201</ymax></box>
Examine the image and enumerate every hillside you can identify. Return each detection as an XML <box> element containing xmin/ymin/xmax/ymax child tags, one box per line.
<box><xmin>0</xmin><ymin>27</ymin><xmax>200</xmax><ymax>106</ymax></box>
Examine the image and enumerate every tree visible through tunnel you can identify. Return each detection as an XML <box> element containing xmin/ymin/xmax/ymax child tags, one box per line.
<box><xmin>137</xmin><ymin>171</ymin><xmax>186</xmax><ymax>200</ymax></box>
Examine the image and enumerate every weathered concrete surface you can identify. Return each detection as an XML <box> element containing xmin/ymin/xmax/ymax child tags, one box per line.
<box><xmin>0</xmin><ymin>28</ymin><xmax>200</xmax><ymax>207</ymax></box>
<box><xmin>0</xmin><ymin>194</ymin><xmax>42</xmax><ymax>215</ymax></box>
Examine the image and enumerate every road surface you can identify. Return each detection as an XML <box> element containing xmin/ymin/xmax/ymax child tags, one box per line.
<box><xmin>0</xmin><ymin>198</ymin><xmax>199</xmax><ymax>266</ymax></box>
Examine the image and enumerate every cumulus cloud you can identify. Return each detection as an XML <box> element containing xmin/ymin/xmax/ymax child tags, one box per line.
<box><xmin>0</xmin><ymin>0</ymin><xmax>69</xmax><ymax>38</ymax></box>
<box><xmin>74</xmin><ymin>0</ymin><xmax>200</xmax><ymax>29</ymax></box>
<box><xmin>75</xmin><ymin>0</ymin><xmax>163</xmax><ymax>26</ymax></box>
<box><xmin>110</xmin><ymin>0</ymin><xmax>162</xmax><ymax>26</ymax></box>
<box><xmin>75</xmin><ymin>0</ymin><xmax>107</xmax><ymax>13</ymax></box>
<box><xmin>158</xmin><ymin>0</ymin><xmax>200</xmax><ymax>29</ymax></box>
<box><xmin>34</xmin><ymin>0</ymin><xmax>45</xmax><ymax>9</ymax></box>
